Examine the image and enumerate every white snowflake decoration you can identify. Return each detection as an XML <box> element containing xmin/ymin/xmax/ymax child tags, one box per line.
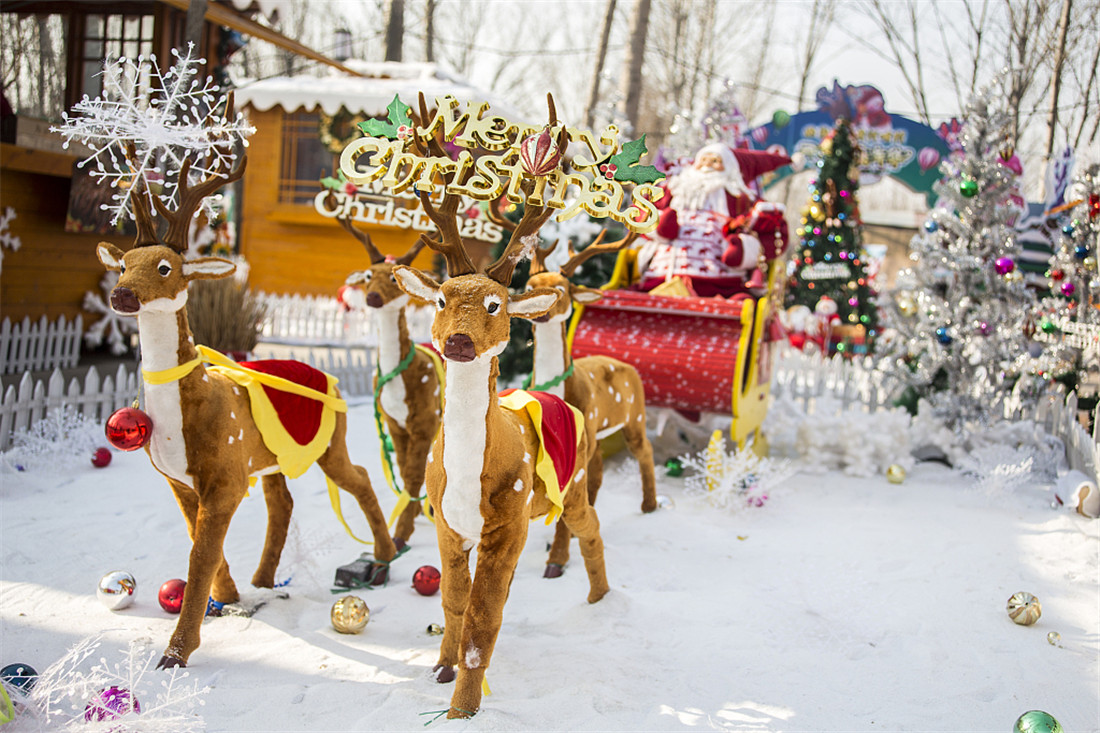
<box><xmin>83</xmin><ymin>271</ymin><xmax>137</xmax><ymax>355</ymax></box>
<box><xmin>1</xmin><ymin>406</ymin><xmax>102</xmax><ymax>474</ymax></box>
<box><xmin>52</xmin><ymin>43</ymin><xmax>254</xmax><ymax>226</ymax></box>
<box><xmin>957</xmin><ymin>444</ymin><xmax>1036</xmax><ymax>496</ymax></box>
<box><xmin>0</xmin><ymin>206</ymin><xmax>21</xmax><ymax>277</ymax></box>
<box><xmin>680</xmin><ymin>432</ymin><xmax>796</xmax><ymax>511</ymax></box>
<box><xmin>6</xmin><ymin>635</ymin><xmax>208</xmax><ymax>731</ymax></box>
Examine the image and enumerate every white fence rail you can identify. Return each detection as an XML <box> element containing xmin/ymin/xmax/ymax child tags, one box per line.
<box><xmin>256</xmin><ymin>292</ymin><xmax>433</xmax><ymax>347</ymax></box>
<box><xmin>773</xmin><ymin>349</ymin><xmax>1099</xmax><ymax>485</ymax></box>
<box><xmin>1</xmin><ymin>315</ymin><xmax>83</xmax><ymax>375</ymax></box>
<box><xmin>0</xmin><ymin>364</ymin><xmax>138</xmax><ymax>451</ymax></box>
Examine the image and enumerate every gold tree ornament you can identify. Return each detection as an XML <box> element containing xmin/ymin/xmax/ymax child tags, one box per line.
<box><xmin>331</xmin><ymin>596</ymin><xmax>370</xmax><ymax>634</ymax></box>
<box><xmin>1006</xmin><ymin>592</ymin><xmax>1042</xmax><ymax>625</ymax></box>
<box><xmin>885</xmin><ymin>464</ymin><xmax>906</xmax><ymax>484</ymax></box>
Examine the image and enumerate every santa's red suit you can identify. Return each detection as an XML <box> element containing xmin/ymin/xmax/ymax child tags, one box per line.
<box><xmin>637</xmin><ymin>145</ymin><xmax>791</xmax><ymax>299</ymax></box>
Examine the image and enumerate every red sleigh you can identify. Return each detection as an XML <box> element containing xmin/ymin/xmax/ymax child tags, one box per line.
<box><xmin>567</xmin><ymin>251</ymin><xmax>784</xmax><ymax>451</ymax></box>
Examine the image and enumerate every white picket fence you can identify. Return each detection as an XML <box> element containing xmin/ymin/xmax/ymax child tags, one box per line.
<box><xmin>0</xmin><ymin>363</ymin><xmax>138</xmax><ymax>451</ymax></box>
<box><xmin>256</xmin><ymin>292</ymin><xmax>433</xmax><ymax>347</ymax></box>
<box><xmin>772</xmin><ymin>348</ymin><xmax>1099</xmax><ymax>485</ymax></box>
<box><xmin>1</xmin><ymin>315</ymin><xmax>83</xmax><ymax>375</ymax></box>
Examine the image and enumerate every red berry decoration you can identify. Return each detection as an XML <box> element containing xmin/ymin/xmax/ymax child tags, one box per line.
<box><xmin>105</xmin><ymin>407</ymin><xmax>153</xmax><ymax>451</ymax></box>
<box><xmin>91</xmin><ymin>447</ymin><xmax>112</xmax><ymax>468</ymax></box>
<box><xmin>158</xmin><ymin>578</ymin><xmax>186</xmax><ymax>613</ymax></box>
<box><xmin>412</xmin><ymin>565</ymin><xmax>441</xmax><ymax>596</ymax></box>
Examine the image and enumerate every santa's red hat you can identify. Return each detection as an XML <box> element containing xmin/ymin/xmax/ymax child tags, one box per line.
<box><xmin>730</xmin><ymin>148</ymin><xmax>792</xmax><ymax>182</ymax></box>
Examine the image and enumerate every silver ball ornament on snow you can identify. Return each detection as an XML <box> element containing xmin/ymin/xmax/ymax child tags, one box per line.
<box><xmin>97</xmin><ymin>571</ymin><xmax>137</xmax><ymax>610</ymax></box>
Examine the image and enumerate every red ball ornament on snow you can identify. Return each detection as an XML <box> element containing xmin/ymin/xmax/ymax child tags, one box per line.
<box><xmin>158</xmin><ymin>578</ymin><xmax>186</xmax><ymax>613</ymax></box>
<box><xmin>91</xmin><ymin>447</ymin><xmax>112</xmax><ymax>468</ymax></box>
<box><xmin>412</xmin><ymin>565</ymin><xmax>441</xmax><ymax>596</ymax></box>
<box><xmin>105</xmin><ymin>407</ymin><xmax>152</xmax><ymax>451</ymax></box>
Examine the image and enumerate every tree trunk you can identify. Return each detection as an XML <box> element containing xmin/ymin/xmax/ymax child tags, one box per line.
<box><xmin>619</xmin><ymin>0</ymin><xmax>651</xmax><ymax>134</ymax></box>
<box><xmin>425</xmin><ymin>0</ymin><xmax>436</xmax><ymax>62</ymax></box>
<box><xmin>185</xmin><ymin>0</ymin><xmax>208</xmax><ymax>54</ymax></box>
<box><xmin>1044</xmin><ymin>0</ymin><xmax>1072</xmax><ymax>167</ymax></box>
<box><xmin>584</xmin><ymin>0</ymin><xmax>617</xmax><ymax>128</ymax></box>
<box><xmin>386</xmin><ymin>0</ymin><xmax>405</xmax><ymax>62</ymax></box>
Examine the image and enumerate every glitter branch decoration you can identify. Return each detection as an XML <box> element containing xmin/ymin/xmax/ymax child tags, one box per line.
<box><xmin>52</xmin><ymin>43</ymin><xmax>255</xmax><ymax>226</ymax></box>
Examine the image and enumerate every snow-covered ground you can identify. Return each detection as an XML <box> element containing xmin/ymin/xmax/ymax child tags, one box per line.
<box><xmin>1</xmin><ymin>396</ymin><xmax>1097</xmax><ymax>732</ymax></box>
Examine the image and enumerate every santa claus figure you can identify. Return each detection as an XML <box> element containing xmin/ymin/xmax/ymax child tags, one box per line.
<box><xmin>636</xmin><ymin>143</ymin><xmax>791</xmax><ymax>298</ymax></box>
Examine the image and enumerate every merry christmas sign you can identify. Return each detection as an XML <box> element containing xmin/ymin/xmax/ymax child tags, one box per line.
<box><xmin>336</xmin><ymin>95</ymin><xmax>665</xmax><ymax>234</ymax></box>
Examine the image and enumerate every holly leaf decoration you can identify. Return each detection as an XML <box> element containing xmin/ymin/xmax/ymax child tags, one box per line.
<box><xmin>320</xmin><ymin>170</ymin><xmax>347</xmax><ymax>191</ymax></box>
<box><xmin>357</xmin><ymin>95</ymin><xmax>413</xmax><ymax>139</ymax></box>
<box><xmin>609</xmin><ymin>134</ymin><xmax>663</xmax><ymax>185</ymax></box>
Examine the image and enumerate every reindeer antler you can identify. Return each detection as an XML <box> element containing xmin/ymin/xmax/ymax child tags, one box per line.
<box><xmin>153</xmin><ymin>92</ymin><xmax>247</xmax><ymax>253</ymax></box>
<box><xmin>125</xmin><ymin>142</ymin><xmax>160</xmax><ymax>248</ymax></box>
<box><xmin>558</xmin><ymin>229</ymin><xmax>637</xmax><ymax>278</ymax></box>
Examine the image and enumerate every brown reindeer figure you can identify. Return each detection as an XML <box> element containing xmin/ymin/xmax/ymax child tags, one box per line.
<box><xmin>339</xmin><ymin>215</ymin><xmax>440</xmax><ymax>547</ymax></box>
<box><xmin>388</xmin><ymin>94</ymin><xmax>609</xmax><ymax>719</ymax></box>
<box><xmin>514</xmin><ymin>227</ymin><xmax>658</xmax><ymax>575</ymax></box>
<box><xmin>97</xmin><ymin>128</ymin><xmax>396</xmax><ymax>669</ymax></box>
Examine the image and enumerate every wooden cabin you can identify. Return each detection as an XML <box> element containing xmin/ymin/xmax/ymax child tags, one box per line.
<box><xmin>233</xmin><ymin>62</ymin><xmax>519</xmax><ymax>296</ymax></box>
<box><xmin>0</xmin><ymin>0</ymin><xmax>357</xmax><ymax>325</ymax></box>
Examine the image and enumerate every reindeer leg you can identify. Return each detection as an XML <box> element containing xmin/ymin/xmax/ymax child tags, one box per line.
<box><xmin>559</xmin><ymin>451</ymin><xmax>610</xmax><ymax>604</ymax></box>
<box><xmin>158</xmin><ymin>490</ymin><xmax>244</xmax><ymax>668</ymax></box>
<box><xmin>448</xmin><ymin>517</ymin><xmax>528</xmax><ymax>719</ymax></box>
<box><xmin>433</xmin><ymin>525</ymin><xmax>471</xmax><ymax>685</ymax></box>
<box><xmin>168</xmin><ymin>479</ymin><xmax>239</xmax><ymax>605</ymax></box>
<box><xmin>546</xmin><ymin>436</ymin><xmax>603</xmax><ymax>576</ymax></box>
<box><xmin>389</xmin><ymin>426</ymin><xmax>423</xmax><ymax>546</ymax></box>
<box><xmin>252</xmin><ymin>473</ymin><xmax>292</xmax><ymax>588</ymax></box>
<box><xmin>318</xmin><ymin>416</ymin><xmax>397</xmax><ymax>563</ymax></box>
<box><xmin>623</xmin><ymin>408</ymin><xmax>658</xmax><ymax>513</ymax></box>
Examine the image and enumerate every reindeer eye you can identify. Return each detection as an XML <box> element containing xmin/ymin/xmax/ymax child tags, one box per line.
<box><xmin>390</xmin><ymin>274</ymin><xmax>397</xmax><ymax>283</ymax></box>
<box><xmin>362</xmin><ymin>271</ymin><xmax>372</xmax><ymax>282</ymax></box>
<box><xmin>436</xmin><ymin>296</ymin><xmax>446</xmax><ymax>310</ymax></box>
<box><xmin>157</xmin><ymin>260</ymin><xmax>172</xmax><ymax>276</ymax></box>
<box><xmin>484</xmin><ymin>294</ymin><xmax>502</xmax><ymax>314</ymax></box>
<box><xmin>119</xmin><ymin>262</ymin><xmax>126</xmax><ymax>274</ymax></box>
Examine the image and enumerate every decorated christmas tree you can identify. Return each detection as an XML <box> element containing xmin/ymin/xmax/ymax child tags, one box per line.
<box><xmin>880</xmin><ymin>89</ymin><xmax>1036</xmax><ymax>427</ymax></box>
<box><xmin>786</xmin><ymin>118</ymin><xmax>878</xmax><ymax>353</ymax></box>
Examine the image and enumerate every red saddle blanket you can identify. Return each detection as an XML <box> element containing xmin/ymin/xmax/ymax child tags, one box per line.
<box><xmin>238</xmin><ymin>359</ymin><xmax>329</xmax><ymax>445</ymax></box>
<box><xmin>498</xmin><ymin>388</ymin><xmax>579</xmax><ymax>492</ymax></box>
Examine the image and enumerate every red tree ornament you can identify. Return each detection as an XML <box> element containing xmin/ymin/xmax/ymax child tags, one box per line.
<box><xmin>1089</xmin><ymin>193</ymin><xmax>1099</xmax><ymax>219</ymax></box>
<box><xmin>105</xmin><ymin>407</ymin><xmax>152</xmax><ymax>451</ymax></box>
<box><xmin>412</xmin><ymin>565</ymin><xmax>441</xmax><ymax>596</ymax></box>
<box><xmin>158</xmin><ymin>578</ymin><xmax>186</xmax><ymax>613</ymax></box>
<box><xmin>519</xmin><ymin>127</ymin><xmax>562</xmax><ymax>177</ymax></box>
<box><xmin>91</xmin><ymin>447</ymin><xmax>112</xmax><ymax>468</ymax></box>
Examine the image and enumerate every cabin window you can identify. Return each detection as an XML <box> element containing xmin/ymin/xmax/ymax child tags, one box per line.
<box><xmin>280</xmin><ymin>110</ymin><xmax>335</xmax><ymax>205</ymax></box>
<box><xmin>76</xmin><ymin>14</ymin><xmax>155</xmax><ymax>100</ymax></box>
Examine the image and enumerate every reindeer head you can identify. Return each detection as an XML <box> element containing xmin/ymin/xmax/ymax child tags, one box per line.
<box><xmin>94</xmin><ymin>95</ymin><xmax>246</xmax><ymax>317</ymax></box>
<box><xmin>338</xmin><ymin>202</ymin><xmax>428</xmax><ymax>311</ymax></box>
<box><xmin>522</xmin><ymin>225</ymin><xmax>637</xmax><ymax>324</ymax></box>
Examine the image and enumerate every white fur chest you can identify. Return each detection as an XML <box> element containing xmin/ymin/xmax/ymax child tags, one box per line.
<box><xmin>531</xmin><ymin>320</ymin><xmax>568</xmax><ymax>400</ymax></box>
<box><xmin>375</xmin><ymin>304</ymin><xmax>410</xmax><ymax>428</ymax></box>
<box><xmin>144</xmin><ymin>380</ymin><xmax>193</xmax><ymax>487</ymax></box>
<box><xmin>439</xmin><ymin>360</ymin><xmax>489</xmax><ymax>543</ymax></box>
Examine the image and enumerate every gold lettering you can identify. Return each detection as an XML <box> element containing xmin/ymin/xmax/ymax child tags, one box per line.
<box><xmin>415</xmin><ymin>95</ymin><xmax>490</xmax><ymax>148</ymax></box>
<box><xmin>382</xmin><ymin>152</ymin><xmax>428</xmax><ymax>194</ymax></box>
<box><xmin>340</xmin><ymin>137</ymin><xmax>396</xmax><ymax>186</ymax></box>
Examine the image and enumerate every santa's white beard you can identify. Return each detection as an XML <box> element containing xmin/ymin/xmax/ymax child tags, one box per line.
<box><xmin>668</xmin><ymin>168</ymin><xmax>734</xmax><ymax>216</ymax></box>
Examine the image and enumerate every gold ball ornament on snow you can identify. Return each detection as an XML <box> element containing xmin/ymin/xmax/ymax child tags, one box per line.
<box><xmin>1006</xmin><ymin>591</ymin><xmax>1042</xmax><ymax>625</ymax></box>
<box><xmin>1046</xmin><ymin>631</ymin><xmax>1061</xmax><ymax>646</ymax></box>
<box><xmin>331</xmin><ymin>595</ymin><xmax>370</xmax><ymax>634</ymax></box>
<box><xmin>886</xmin><ymin>464</ymin><xmax>906</xmax><ymax>484</ymax></box>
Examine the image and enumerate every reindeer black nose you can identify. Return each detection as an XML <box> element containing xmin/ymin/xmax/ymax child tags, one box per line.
<box><xmin>366</xmin><ymin>291</ymin><xmax>383</xmax><ymax>308</ymax></box>
<box><xmin>443</xmin><ymin>334</ymin><xmax>476</xmax><ymax>362</ymax></box>
<box><xmin>110</xmin><ymin>287</ymin><xmax>140</xmax><ymax>314</ymax></box>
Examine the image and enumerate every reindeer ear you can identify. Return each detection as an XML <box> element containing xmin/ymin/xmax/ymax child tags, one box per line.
<box><xmin>573</xmin><ymin>286</ymin><xmax>603</xmax><ymax>304</ymax></box>
<box><xmin>97</xmin><ymin>242</ymin><xmax>125</xmax><ymax>271</ymax></box>
<box><xmin>182</xmin><ymin>257</ymin><xmax>236</xmax><ymax>281</ymax></box>
<box><xmin>393</xmin><ymin>265</ymin><xmax>440</xmax><ymax>301</ymax></box>
<box><xmin>509</xmin><ymin>287</ymin><xmax>561</xmax><ymax>319</ymax></box>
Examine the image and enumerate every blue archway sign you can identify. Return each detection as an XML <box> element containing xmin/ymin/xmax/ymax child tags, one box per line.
<box><xmin>747</xmin><ymin>81</ymin><xmax>953</xmax><ymax>206</ymax></box>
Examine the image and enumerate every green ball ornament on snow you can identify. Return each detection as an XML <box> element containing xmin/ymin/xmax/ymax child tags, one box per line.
<box><xmin>959</xmin><ymin>179</ymin><xmax>979</xmax><ymax>198</ymax></box>
<box><xmin>1014</xmin><ymin>710</ymin><xmax>1063</xmax><ymax>733</ymax></box>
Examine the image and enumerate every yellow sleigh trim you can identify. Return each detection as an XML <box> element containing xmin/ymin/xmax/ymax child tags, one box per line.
<box><xmin>498</xmin><ymin>389</ymin><xmax>584</xmax><ymax>525</ymax></box>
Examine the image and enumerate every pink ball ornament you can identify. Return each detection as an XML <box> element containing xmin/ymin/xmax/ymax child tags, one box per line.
<box><xmin>158</xmin><ymin>578</ymin><xmax>186</xmax><ymax>614</ymax></box>
<box><xmin>412</xmin><ymin>565</ymin><xmax>441</xmax><ymax>596</ymax></box>
<box><xmin>84</xmin><ymin>686</ymin><xmax>140</xmax><ymax>721</ymax></box>
<box><xmin>91</xmin><ymin>447</ymin><xmax>112</xmax><ymax>468</ymax></box>
<box><xmin>994</xmin><ymin>257</ymin><xmax>1016</xmax><ymax>276</ymax></box>
<box><xmin>105</xmin><ymin>407</ymin><xmax>152</xmax><ymax>452</ymax></box>
<box><xmin>1061</xmin><ymin>281</ymin><xmax>1076</xmax><ymax>296</ymax></box>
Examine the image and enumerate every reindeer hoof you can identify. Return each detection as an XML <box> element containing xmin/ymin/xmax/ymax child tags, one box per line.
<box><xmin>432</xmin><ymin>665</ymin><xmax>456</xmax><ymax>683</ymax></box>
<box><xmin>156</xmin><ymin>655</ymin><xmax>185</xmax><ymax>670</ymax></box>
<box><xmin>543</xmin><ymin>563</ymin><xmax>564</xmax><ymax>579</ymax></box>
<box><xmin>393</xmin><ymin>537</ymin><xmax>407</xmax><ymax>552</ymax></box>
<box><xmin>448</xmin><ymin>706</ymin><xmax>476</xmax><ymax>719</ymax></box>
<box><xmin>370</xmin><ymin>565</ymin><xmax>389</xmax><ymax>585</ymax></box>
<box><xmin>641</xmin><ymin>499</ymin><xmax>658</xmax><ymax>513</ymax></box>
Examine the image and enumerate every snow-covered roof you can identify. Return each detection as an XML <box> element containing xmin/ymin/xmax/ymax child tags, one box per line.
<box><xmin>225</xmin><ymin>0</ymin><xmax>291</xmax><ymax>23</ymax></box>
<box><xmin>233</xmin><ymin>61</ymin><xmax>523</xmax><ymax>120</ymax></box>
